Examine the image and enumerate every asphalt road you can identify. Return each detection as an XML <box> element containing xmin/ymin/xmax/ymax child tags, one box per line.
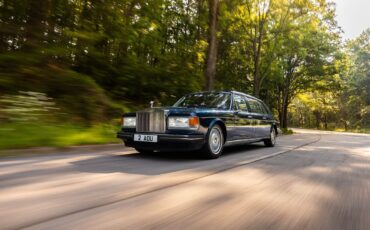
<box><xmin>1</xmin><ymin>129</ymin><xmax>370</xmax><ymax>230</ymax></box>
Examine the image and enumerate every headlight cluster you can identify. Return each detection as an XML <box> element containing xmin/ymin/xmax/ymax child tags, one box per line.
<box><xmin>168</xmin><ymin>116</ymin><xmax>199</xmax><ymax>129</ymax></box>
<box><xmin>122</xmin><ymin>117</ymin><xmax>136</xmax><ymax>127</ymax></box>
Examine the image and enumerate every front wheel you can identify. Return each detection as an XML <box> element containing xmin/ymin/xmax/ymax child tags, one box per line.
<box><xmin>202</xmin><ymin>125</ymin><xmax>224</xmax><ymax>159</ymax></box>
<box><xmin>264</xmin><ymin>128</ymin><xmax>276</xmax><ymax>147</ymax></box>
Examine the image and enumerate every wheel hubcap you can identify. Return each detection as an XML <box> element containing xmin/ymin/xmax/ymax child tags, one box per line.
<box><xmin>209</xmin><ymin>128</ymin><xmax>222</xmax><ymax>154</ymax></box>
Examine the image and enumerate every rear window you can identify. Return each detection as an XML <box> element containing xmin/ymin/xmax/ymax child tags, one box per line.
<box><xmin>246</xmin><ymin>98</ymin><xmax>267</xmax><ymax>114</ymax></box>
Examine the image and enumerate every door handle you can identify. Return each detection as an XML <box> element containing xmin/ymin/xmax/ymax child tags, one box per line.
<box><xmin>247</xmin><ymin>115</ymin><xmax>253</xmax><ymax>119</ymax></box>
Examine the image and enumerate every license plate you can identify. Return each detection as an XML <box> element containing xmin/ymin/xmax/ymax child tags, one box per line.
<box><xmin>134</xmin><ymin>134</ymin><xmax>158</xmax><ymax>143</ymax></box>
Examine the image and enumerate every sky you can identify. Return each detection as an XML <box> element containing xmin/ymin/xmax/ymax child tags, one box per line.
<box><xmin>335</xmin><ymin>0</ymin><xmax>370</xmax><ymax>40</ymax></box>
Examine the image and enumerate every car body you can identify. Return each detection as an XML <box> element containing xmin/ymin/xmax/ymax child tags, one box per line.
<box><xmin>117</xmin><ymin>91</ymin><xmax>279</xmax><ymax>159</ymax></box>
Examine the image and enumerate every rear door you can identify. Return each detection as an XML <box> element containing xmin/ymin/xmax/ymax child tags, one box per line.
<box><xmin>233</xmin><ymin>94</ymin><xmax>255</xmax><ymax>139</ymax></box>
<box><xmin>245</xmin><ymin>97</ymin><xmax>271</xmax><ymax>138</ymax></box>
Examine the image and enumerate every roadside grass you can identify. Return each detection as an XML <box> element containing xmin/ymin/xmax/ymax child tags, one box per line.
<box><xmin>292</xmin><ymin>127</ymin><xmax>370</xmax><ymax>134</ymax></box>
<box><xmin>333</xmin><ymin>128</ymin><xmax>370</xmax><ymax>134</ymax></box>
<box><xmin>0</xmin><ymin>122</ymin><xmax>121</xmax><ymax>150</ymax></box>
<box><xmin>281</xmin><ymin>128</ymin><xmax>294</xmax><ymax>135</ymax></box>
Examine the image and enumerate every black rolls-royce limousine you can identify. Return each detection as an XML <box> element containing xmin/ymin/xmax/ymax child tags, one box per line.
<box><xmin>117</xmin><ymin>91</ymin><xmax>278</xmax><ymax>159</ymax></box>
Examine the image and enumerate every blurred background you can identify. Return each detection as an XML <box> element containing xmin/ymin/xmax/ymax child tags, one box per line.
<box><xmin>0</xmin><ymin>0</ymin><xmax>369</xmax><ymax>151</ymax></box>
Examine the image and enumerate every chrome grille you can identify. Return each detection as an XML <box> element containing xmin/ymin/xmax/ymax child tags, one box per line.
<box><xmin>136</xmin><ymin>110</ymin><xmax>166</xmax><ymax>133</ymax></box>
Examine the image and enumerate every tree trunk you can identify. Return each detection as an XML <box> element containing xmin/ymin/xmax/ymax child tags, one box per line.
<box><xmin>314</xmin><ymin>111</ymin><xmax>321</xmax><ymax>129</ymax></box>
<box><xmin>252</xmin><ymin>25</ymin><xmax>264</xmax><ymax>97</ymax></box>
<box><xmin>343</xmin><ymin>120</ymin><xmax>348</xmax><ymax>131</ymax></box>
<box><xmin>299</xmin><ymin>111</ymin><xmax>303</xmax><ymax>127</ymax></box>
<box><xmin>117</xmin><ymin>0</ymin><xmax>141</xmax><ymax>61</ymax></box>
<box><xmin>23</xmin><ymin>0</ymin><xmax>51</xmax><ymax>51</ymax></box>
<box><xmin>205</xmin><ymin>0</ymin><xmax>219</xmax><ymax>91</ymax></box>
<box><xmin>253</xmin><ymin>61</ymin><xmax>260</xmax><ymax>97</ymax></box>
<box><xmin>279</xmin><ymin>87</ymin><xmax>290</xmax><ymax>129</ymax></box>
<box><xmin>281</xmin><ymin>100</ymin><xmax>289</xmax><ymax>129</ymax></box>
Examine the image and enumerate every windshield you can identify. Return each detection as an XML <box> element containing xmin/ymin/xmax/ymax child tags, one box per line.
<box><xmin>173</xmin><ymin>92</ymin><xmax>231</xmax><ymax>109</ymax></box>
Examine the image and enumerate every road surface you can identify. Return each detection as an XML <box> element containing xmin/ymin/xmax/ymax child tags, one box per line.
<box><xmin>1</xmin><ymin>129</ymin><xmax>370</xmax><ymax>230</ymax></box>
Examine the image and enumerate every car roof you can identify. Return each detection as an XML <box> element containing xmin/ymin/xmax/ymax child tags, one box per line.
<box><xmin>229</xmin><ymin>91</ymin><xmax>261</xmax><ymax>101</ymax></box>
<box><xmin>186</xmin><ymin>90</ymin><xmax>261</xmax><ymax>101</ymax></box>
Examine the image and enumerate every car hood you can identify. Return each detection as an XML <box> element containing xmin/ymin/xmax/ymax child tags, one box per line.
<box><xmin>137</xmin><ymin>106</ymin><xmax>230</xmax><ymax>117</ymax></box>
<box><xmin>137</xmin><ymin>107</ymin><xmax>197</xmax><ymax>116</ymax></box>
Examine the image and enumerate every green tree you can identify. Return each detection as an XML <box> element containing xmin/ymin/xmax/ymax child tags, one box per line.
<box><xmin>205</xmin><ymin>0</ymin><xmax>220</xmax><ymax>90</ymax></box>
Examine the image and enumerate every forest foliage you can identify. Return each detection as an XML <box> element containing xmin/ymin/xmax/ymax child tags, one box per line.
<box><xmin>0</xmin><ymin>0</ymin><xmax>369</xmax><ymax>136</ymax></box>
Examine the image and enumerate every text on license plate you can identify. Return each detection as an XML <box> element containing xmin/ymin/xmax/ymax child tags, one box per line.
<box><xmin>134</xmin><ymin>134</ymin><xmax>158</xmax><ymax>143</ymax></box>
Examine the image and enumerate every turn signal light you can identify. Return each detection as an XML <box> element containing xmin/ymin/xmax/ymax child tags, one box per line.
<box><xmin>189</xmin><ymin>116</ymin><xmax>200</xmax><ymax>128</ymax></box>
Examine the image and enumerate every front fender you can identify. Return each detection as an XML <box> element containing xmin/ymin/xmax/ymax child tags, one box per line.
<box><xmin>208</xmin><ymin>118</ymin><xmax>225</xmax><ymax>129</ymax></box>
<box><xmin>204</xmin><ymin>118</ymin><xmax>227</xmax><ymax>142</ymax></box>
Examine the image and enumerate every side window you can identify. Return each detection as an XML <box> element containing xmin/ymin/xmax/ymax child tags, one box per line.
<box><xmin>233</xmin><ymin>95</ymin><xmax>249</xmax><ymax>111</ymax></box>
<box><xmin>259</xmin><ymin>102</ymin><xmax>268</xmax><ymax>114</ymax></box>
<box><xmin>261</xmin><ymin>102</ymin><xmax>271</xmax><ymax>114</ymax></box>
<box><xmin>246</xmin><ymin>98</ymin><xmax>265</xmax><ymax>114</ymax></box>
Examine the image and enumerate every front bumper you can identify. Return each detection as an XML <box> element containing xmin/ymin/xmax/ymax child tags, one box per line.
<box><xmin>117</xmin><ymin>131</ymin><xmax>206</xmax><ymax>151</ymax></box>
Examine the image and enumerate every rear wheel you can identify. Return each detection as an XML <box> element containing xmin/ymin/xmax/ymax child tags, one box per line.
<box><xmin>202</xmin><ymin>125</ymin><xmax>224</xmax><ymax>159</ymax></box>
<box><xmin>264</xmin><ymin>128</ymin><xmax>276</xmax><ymax>147</ymax></box>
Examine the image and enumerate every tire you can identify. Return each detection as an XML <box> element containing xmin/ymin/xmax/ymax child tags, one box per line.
<box><xmin>135</xmin><ymin>148</ymin><xmax>154</xmax><ymax>154</ymax></box>
<box><xmin>264</xmin><ymin>128</ymin><xmax>276</xmax><ymax>147</ymax></box>
<box><xmin>202</xmin><ymin>125</ymin><xmax>224</xmax><ymax>159</ymax></box>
